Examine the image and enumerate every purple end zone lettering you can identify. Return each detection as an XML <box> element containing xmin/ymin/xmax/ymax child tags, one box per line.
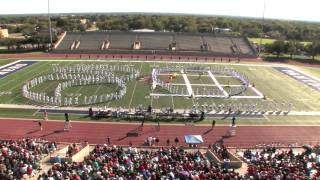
<box><xmin>0</xmin><ymin>61</ymin><xmax>38</xmax><ymax>78</ymax></box>
<box><xmin>274</xmin><ymin>67</ymin><xmax>320</xmax><ymax>92</ymax></box>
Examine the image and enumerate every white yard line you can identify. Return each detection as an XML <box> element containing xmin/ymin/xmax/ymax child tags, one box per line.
<box><xmin>150</xmin><ymin>93</ymin><xmax>190</xmax><ymax>97</ymax></box>
<box><xmin>249</xmin><ymin>85</ymin><xmax>264</xmax><ymax>98</ymax></box>
<box><xmin>171</xmin><ymin>83</ymin><xmax>242</xmax><ymax>87</ymax></box>
<box><xmin>207</xmin><ymin>70</ymin><xmax>229</xmax><ymax>97</ymax></box>
<box><xmin>230</xmin><ymin>96</ymin><xmax>263</xmax><ymax>99</ymax></box>
<box><xmin>158</xmin><ymin>73</ymin><xmax>232</xmax><ymax>78</ymax></box>
<box><xmin>229</xmin><ymin>86</ymin><xmax>264</xmax><ymax>99</ymax></box>
<box><xmin>150</xmin><ymin>61</ymin><xmax>156</xmax><ymax>107</ymax></box>
<box><xmin>105</xmin><ymin>101</ymin><xmax>111</xmax><ymax>109</ymax></box>
<box><xmin>92</xmin><ymin>84</ymin><xmax>102</xmax><ymax>95</ymax></box>
<box><xmin>181</xmin><ymin>70</ymin><xmax>193</xmax><ymax>96</ymax></box>
<box><xmin>165</xmin><ymin>61</ymin><xmax>175</xmax><ymax>109</ymax></box>
<box><xmin>128</xmin><ymin>62</ymin><xmax>143</xmax><ymax>109</ymax></box>
<box><xmin>32</xmin><ymin>109</ymin><xmax>40</xmax><ymax>116</ymax></box>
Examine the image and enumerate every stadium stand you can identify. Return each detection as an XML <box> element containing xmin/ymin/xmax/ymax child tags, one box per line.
<box><xmin>203</xmin><ymin>36</ymin><xmax>233</xmax><ymax>54</ymax></box>
<box><xmin>40</xmin><ymin>145</ymin><xmax>242</xmax><ymax>179</ymax></box>
<box><xmin>53</xmin><ymin>31</ymin><xmax>257</xmax><ymax>58</ymax></box>
<box><xmin>175</xmin><ymin>34</ymin><xmax>203</xmax><ymax>51</ymax></box>
<box><xmin>1</xmin><ymin>138</ymin><xmax>319</xmax><ymax>179</ymax></box>
<box><xmin>138</xmin><ymin>32</ymin><xmax>173</xmax><ymax>50</ymax></box>
<box><xmin>55</xmin><ymin>33</ymin><xmax>81</xmax><ymax>50</ymax></box>
<box><xmin>78</xmin><ymin>32</ymin><xmax>106</xmax><ymax>50</ymax></box>
<box><xmin>0</xmin><ymin>138</ymin><xmax>58</xmax><ymax>179</ymax></box>
<box><xmin>238</xmin><ymin>146</ymin><xmax>320</xmax><ymax>179</ymax></box>
<box><xmin>108</xmin><ymin>32</ymin><xmax>137</xmax><ymax>49</ymax></box>
<box><xmin>231</xmin><ymin>37</ymin><xmax>255</xmax><ymax>55</ymax></box>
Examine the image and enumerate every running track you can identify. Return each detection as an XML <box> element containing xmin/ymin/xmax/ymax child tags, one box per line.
<box><xmin>1</xmin><ymin>119</ymin><xmax>320</xmax><ymax>147</ymax></box>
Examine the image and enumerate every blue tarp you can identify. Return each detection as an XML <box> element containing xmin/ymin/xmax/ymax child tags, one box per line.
<box><xmin>184</xmin><ymin>135</ymin><xmax>204</xmax><ymax>144</ymax></box>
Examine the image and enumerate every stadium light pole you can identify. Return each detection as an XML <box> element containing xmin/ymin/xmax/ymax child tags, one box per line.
<box><xmin>48</xmin><ymin>0</ymin><xmax>53</xmax><ymax>50</ymax></box>
<box><xmin>259</xmin><ymin>0</ymin><xmax>266</xmax><ymax>56</ymax></box>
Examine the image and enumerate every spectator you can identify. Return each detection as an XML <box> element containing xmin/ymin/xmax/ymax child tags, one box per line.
<box><xmin>0</xmin><ymin>138</ymin><xmax>57</xmax><ymax>179</ymax></box>
<box><xmin>174</xmin><ymin>137</ymin><xmax>179</xmax><ymax>146</ymax></box>
<box><xmin>42</xmin><ymin>145</ymin><xmax>242</xmax><ymax>179</ymax></box>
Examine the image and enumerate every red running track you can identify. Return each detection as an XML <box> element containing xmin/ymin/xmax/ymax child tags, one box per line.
<box><xmin>1</xmin><ymin>119</ymin><xmax>320</xmax><ymax>147</ymax></box>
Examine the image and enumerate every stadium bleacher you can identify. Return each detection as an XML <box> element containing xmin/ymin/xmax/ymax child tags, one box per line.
<box><xmin>55</xmin><ymin>33</ymin><xmax>81</xmax><ymax>50</ymax></box>
<box><xmin>175</xmin><ymin>34</ymin><xmax>203</xmax><ymax>51</ymax></box>
<box><xmin>231</xmin><ymin>37</ymin><xmax>255</xmax><ymax>55</ymax></box>
<box><xmin>139</xmin><ymin>33</ymin><xmax>173</xmax><ymax>50</ymax></box>
<box><xmin>53</xmin><ymin>31</ymin><xmax>256</xmax><ymax>57</ymax></box>
<box><xmin>78</xmin><ymin>32</ymin><xmax>106</xmax><ymax>50</ymax></box>
<box><xmin>203</xmin><ymin>36</ymin><xmax>233</xmax><ymax>54</ymax></box>
<box><xmin>108</xmin><ymin>33</ymin><xmax>137</xmax><ymax>49</ymax></box>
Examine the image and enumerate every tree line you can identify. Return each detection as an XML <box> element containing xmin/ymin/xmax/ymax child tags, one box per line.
<box><xmin>264</xmin><ymin>41</ymin><xmax>320</xmax><ymax>60</ymax></box>
<box><xmin>0</xmin><ymin>14</ymin><xmax>319</xmax><ymax>53</ymax></box>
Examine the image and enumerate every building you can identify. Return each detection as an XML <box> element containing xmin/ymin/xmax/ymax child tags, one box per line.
<box><xmin>80</xmin><ymin>19</ymin><xmax>87</xmax><ymax>25</ymax></box>
<box><xmin>0</xmin><ymin>28</ymin><xmax>9</xmax><ymax>39</ymax></box>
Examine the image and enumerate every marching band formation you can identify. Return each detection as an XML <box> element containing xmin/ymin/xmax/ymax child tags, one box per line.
<box><xmin>22</xmin><ymin>64</ymin><xmax>140</xmax><ymax>106</ymax></box>
<box><xmin>152</xmin><ymin>66</ymin><xmax>250</xmax><ymax>97</ymax></box>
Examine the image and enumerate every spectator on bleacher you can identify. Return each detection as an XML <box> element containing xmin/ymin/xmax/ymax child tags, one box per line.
<box><xmin>43</xmin><ymin>145</ymin><xmax>243</xmax><ymax>179</ymax></box>
<box><xmin>0</xmin><ymin>138</ymin><xmax>57</xmax><ymax>179</ymax></box>
<box><xmin>239</xmin><ymin>145</ymin><xmax>320</xmax><ymax>179</ymax></box>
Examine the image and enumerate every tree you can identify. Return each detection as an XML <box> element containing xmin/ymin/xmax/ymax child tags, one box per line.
<box><xmin>286</xmin><ymin>41</ymin><xmax>297</xmax><ymax>59</ymax></box>
<box><xmin>305</xmin><ymin>41</ymin><xmax>320</xmax><ymax>60</ymax></box>
<box><xmin>271</xmin><ymin>40</ymin><xmax>286</xmax><ymax>58</ymax></box>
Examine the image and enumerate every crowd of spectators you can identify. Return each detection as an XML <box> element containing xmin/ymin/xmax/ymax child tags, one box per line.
<box><xmin>4</xmin><ymin>139</ymin><xmax>318</xmax><ymax>179</ymax></box>
<box><xmin>40</xmin><ymin>145</ymin><xmax>242</xmax><ymax>179</ymax></box>
<box><xmin>238</xmin><ymin>145</ymin><xmax>320</xmax><ymax>179</ymax></box>
<box><xmin>66</xmin><ymin>143</ymin><xmax>83</xmax><ymax>158</ymax></box>
<box><xmin>211</xmin><ymin>143</ymin><xmax>229</xmax><ymax>160</ymax></box>
<box><xmin>0</xmin><ymin>138</ymin><xmax>57</xmax><ymax>179</ymax></box>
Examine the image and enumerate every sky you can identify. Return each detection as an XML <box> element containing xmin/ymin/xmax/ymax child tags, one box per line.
<box><xmin>0</xmin><ymin>0</ymin><xmax>320</xmax><ymax>22</ymax></box>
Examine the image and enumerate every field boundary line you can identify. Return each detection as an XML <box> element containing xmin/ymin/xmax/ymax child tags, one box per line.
<box><xmin>128</xmin><ymin>62</ymin><xmax>143</xmax><ymax>109</ymax></box>
<box><xmin>207</xmin><ymin>70</ymin><xmax>229</xmax><ymax>97</ymax></box>
<box><xmin>0</xmin><ymin>60</ymin><xmax>21</xmax><ymax>69</ymax></box>
<box><xmin>20</xmin><ymin>59</ymin><xmax>290</xmax><ymax>68</ymax></box>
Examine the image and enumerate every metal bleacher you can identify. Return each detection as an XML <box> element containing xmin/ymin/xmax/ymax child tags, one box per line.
<box><xmin>54</xmin><ymin>31</ymin><xmax>256</xmax><ymax>57</ymax></box>
<box><xmin>139</xmin><ymin>33</ymin><xmax>173</xmax><ymax>50</ymax></box>
<box><xmin>175</xmin><ymin>34</ymin><xmax>203</xmax><ymax>51</ymax></box>
<box><xmin>108</xmin><ymin>33</ymin><xmax>137</xmax><ymax>49</ymax></box>
<box><xmin>231</xmin><ymin>37</ymin><xmax>254</xmax><ymax>55</ymax></box>
<box><xmin>78</xmin><ymin>32</ymin><xmax>106</xmax><ymax>50</ymax></box>
<box><xmin>55</xmin><ymin>33</ymin><xmax>81</xmax><ymax>50</ymax></box>
<box><xmin>203</xmin><ymin>36</ymin><xmax>233</xmax><ymax>54</ymax></box>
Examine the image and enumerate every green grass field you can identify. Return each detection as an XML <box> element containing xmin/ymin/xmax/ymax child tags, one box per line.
<box><xmin>298</xmin><ymin>66</ymin><xmax>320</xmax><ymax>78</ymax></box>
<box><xmin>0</xmin><ymin>59</ymin><xmax>319</xmax><ymax>125</ymax></box>
<box><xmin>249</xmin><ymin>38</ymin><xmax>311</xmax><ymax>46</ymax></box>
<box><xmin>0</xmin><ymin>60</ymin><xmax>15</xmax><ymax>67</ymax></box>
<box><xmin>0</xmin><ymin>60</ymin><xmax>319</xmax><ymax>113</ymax></box>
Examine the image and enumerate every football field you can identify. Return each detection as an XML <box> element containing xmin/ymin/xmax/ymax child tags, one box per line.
<box><xmin>0</xmin><ymin>59</ymin><xmax>319</xmax><ymax>113</ymax></box>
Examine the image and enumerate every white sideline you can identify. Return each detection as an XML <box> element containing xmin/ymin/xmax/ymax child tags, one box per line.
<box><xmin>18</xmin><ymin>59</ymin><xmax>282</xmax><ymax>67</ymax></box>
<box><xmin>207</xmin><ymin>70</ymin><xmax>229</xmax><ymax>97</ymax></box>
<box><xmin>289</xmin><ymin>66</ymin><xmax>320</xmax><ymax>82</ymax></box>
<box><xmin>1</xmin><ymin>104</ymin><xmax>320</xmax><ymax>116</ymax></box>
<box><xmin>0</xmin><ymin>60</ymin><xmax>22</xmax><ymax>69</ymax></box>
